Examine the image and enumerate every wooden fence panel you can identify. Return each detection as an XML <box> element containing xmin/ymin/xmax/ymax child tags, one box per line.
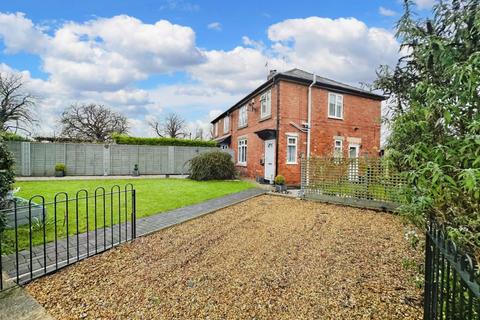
<box><xmin>301</xmin><ymin>156</ymin><xmax>406</xmax><ymax>210</ymax></box>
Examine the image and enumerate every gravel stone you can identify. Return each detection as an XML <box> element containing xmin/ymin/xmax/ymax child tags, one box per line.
<box><xmin>27</xmin><ymin>195</ymin><xmax>423</xmax><ymax>319</ymax></box>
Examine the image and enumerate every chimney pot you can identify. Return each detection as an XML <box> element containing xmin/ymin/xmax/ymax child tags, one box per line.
<box><xmin>267</xmin><ymin>69</ymin><xmax>277</xmax><ymax>80</ymax></box>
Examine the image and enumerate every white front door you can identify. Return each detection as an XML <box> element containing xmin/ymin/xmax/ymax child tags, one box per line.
<box><xmin>348</xmin><ymin>143</ymin><xmax>360</xmax><ymax>181</ymax></box>
<box><xmin>264</xmin><ymin>139</ymin><xmax>275</xmax><ymax>182</ymax></box>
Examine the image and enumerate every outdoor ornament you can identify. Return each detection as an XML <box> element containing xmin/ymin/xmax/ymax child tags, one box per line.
<box><xmin>133</xmin><ymin>164</ymin><xmax>139</xmax><ymax>176</ymax></box>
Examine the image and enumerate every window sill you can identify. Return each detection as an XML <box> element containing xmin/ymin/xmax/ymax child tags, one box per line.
<box><xmin>236</xmin><ymin>163</ymin><xmax>247</xmax><ymax>167</ymax></box>
<box><xmin>286</xmin><ymin>162</ymin><xmax>298</xmax><ymax>165</ymax></box>
<box><xmin>328</xmin><ymin>116</ymin><xmax>344</xmax><ymax>120</ymax></box>
<box><xmin>237</xmin><ymin>124</ymin><xmax>248</xmax><ymax>129</ymax></box>
<box><xmin>259</xmin><ymin>115</ymin><xmax>272</xmax><ymax>122</ymax></box>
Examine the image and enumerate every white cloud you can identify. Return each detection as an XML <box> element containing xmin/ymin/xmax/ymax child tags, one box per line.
<box><xmin>207</xmin><ymin>22</ymin><xmax>222</xmax><ymax>31</ymax></box>
<box><xmin>158</xmin><ymin>0</ymin><xmax>199</xmax><ymax>12</ymax></box>
<box><xmin>0</xmin><ymin>13</ymin><xmax>401</xmax><ymax>139</ymax></box>
<box><xmin>267</xmin><ymin>17</ymin><xmax>399</xmax><ymax>84</ymax></box>
<box><xmin>413</xmin><ymin>0</ymin><xmax>435</xmax><ymax>10</ymax></box>
<box><xmin>379</xmin><ymin>7</ymin><xmax>397</xmax><ymax>17</ymax></box>
<box><xmin>187</xmin><ymin>47</ymin><xmax>287</xmax><ymax>93</ymax></box>
<box><xmin>0</xmin><ymin>12</ymin><xmax>49</xmax><ymax>54</ymax></box>
<box><xmin>0</xmin><ymin>13</ymin><xmax>204</xmax><ymax>92</ymax></box>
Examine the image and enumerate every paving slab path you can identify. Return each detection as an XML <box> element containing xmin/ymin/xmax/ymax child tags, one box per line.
<box><xmin>1</xmin><ymin>188</ymin><xmax>265</xmax><ymax>285</ymax></box>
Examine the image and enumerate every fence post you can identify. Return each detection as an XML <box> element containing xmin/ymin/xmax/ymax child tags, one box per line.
<box><xmin>424</xmin><ymin>220</ymin><xmax>433</xmax><ymax>320</ymax></box>
<box><xmin>168</xmin><ymin>146</ymin><xmax>175</xmax><ymax>174</ymax></box>
<box><xmin>300</xmin><ymin>155</ymin><xmax>306</xmax><ymax>198</ymax></box>
<box><xmin>131</xmin><ymin>189</ymin><xmax>136</xmax><ymax>239</ymax></box>
<box><xmin>103</xmin><ymin>144</ymin><xmax>110</xmax><ymax>176</ymax></box>
<box><xmin>21</xmin><ymin>141</ymin><xmax>31</xmax><ymax>176</ymax></box>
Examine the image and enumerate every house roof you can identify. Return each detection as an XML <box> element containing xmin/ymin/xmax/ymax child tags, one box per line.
<box><xmin>211</xmin><ymin>68</ymin><xmax>385</xmax><ymax>124</ymax></box>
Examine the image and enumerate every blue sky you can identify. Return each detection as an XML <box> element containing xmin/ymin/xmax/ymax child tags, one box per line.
<box><xmin>0</xmin><ymin>0</ymin><xmax>434</xmax><ymax>137</ymax></box>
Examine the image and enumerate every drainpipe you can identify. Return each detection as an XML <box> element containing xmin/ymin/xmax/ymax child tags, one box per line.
<box><xmin>306</xmin><ymin>74</ymin><xmax>316</xmax><ymax>159</ymax></box>
<box><xmin>275</xmin><ymin>78</ymin><xmax>280</xmax><ymax>178</ymax></box>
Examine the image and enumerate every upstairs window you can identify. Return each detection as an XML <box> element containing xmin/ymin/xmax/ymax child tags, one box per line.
<box><xmin>328</xmin><ymin>93</ymin><xmax>343</xmax><ymax>119</ymax></box>
<box><xmin>238</xmin><ymin>105</ymin><xmax>248</xmax><ymax>128</ymax></box>
<box><xmin>223</xmin><ymin>116</ymin><xmax>230</xmax><ymax>133</ymax></box>
<box><xmin>260</xmin><ymin>89</ymin><xmax>272</xmax><ymax>118</ymax></box>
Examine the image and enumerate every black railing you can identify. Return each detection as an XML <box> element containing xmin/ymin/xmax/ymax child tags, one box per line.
<box><xmin>0</xmin><ymin>184</ymin><xmax>136</xmax><ymax>291</ymax></box>
<box><xmin>424</xmin><ymin>219</ymin><xmax>480</xmax><ymax>319</ymax></box>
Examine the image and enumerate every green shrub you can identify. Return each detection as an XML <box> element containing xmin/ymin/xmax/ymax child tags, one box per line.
<box><xmin>374</xmin><ymin>0</ymin><xmax>480</xmax><ymax>261</ymax></box>
<box><xmin>274</xmin><ymin>175</ymin><xmax>285</xmax><ymax>185</ymax></box>
<box><xmin>113</xmin><ymin>134</ymin><xmax>217</xmax><ymax>147</ymax></box>
<box><xmin>189</xmin><ymin>151</ymin><xmax>236</xmax><ymax>181</ymax></box>
<box><xmin>0</xmin><ymin>136</ymin><xmax>15</xmax><ymax>232</ymax></box>
<box><xmin>55</xmin><ymin>163</ymin><xmax>66</xmax><ymax>171</ymax></box>
<box><xmin>0</xmin><ymin>132</ymin><xmax>30</xmax><ymax>141</ymax></box>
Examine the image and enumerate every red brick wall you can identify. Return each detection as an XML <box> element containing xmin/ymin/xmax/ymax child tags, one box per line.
<box><xmin>276</xmin><ymin>81</ymin><xmax>381</xmax><ymax>185</ymax></box>
<box><xmin>231</xmin><ymin>84</ymin><xmax>278</xmax><ymax>179</ymax></box>
<box><xmin>212</xmin><ymin>79</ymin><xmax>381</xmax><ymax>185</ymax></box>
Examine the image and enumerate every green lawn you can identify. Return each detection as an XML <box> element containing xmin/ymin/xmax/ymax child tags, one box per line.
<box><xmin>2</xmin><ymin>178</ymin><xmax>255</xmax><ymax>253</ymax></box>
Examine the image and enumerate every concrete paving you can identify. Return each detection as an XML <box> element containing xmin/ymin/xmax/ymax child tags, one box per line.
<box><xmin>0</xmin><ymin>276</ymin><xmax>53</xmax><ymax>320</ymax></box>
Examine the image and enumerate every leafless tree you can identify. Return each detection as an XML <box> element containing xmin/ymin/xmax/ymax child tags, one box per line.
<box><xmin>148</xmin><ymin>112</ymin><xmax>186</xmax><ymax>138</ymax></box>
<box><xmin>0</xmin><ymin>73</ymin><xmax>36</xmax><ymax>134</ymax></box>
<box><xmin>207</xmin><ymin>124</ymin><xmax>215</xmax><ymax>140</ymax></box>
<box><xmin>60</xmin><ymin>103</ymin><xmax>129</xmax><ymax>142</ymax></box>
<box><xmin>193</xmin><ymin>127</ymin><xmax>204</xmax><ymax>140</ymax></box>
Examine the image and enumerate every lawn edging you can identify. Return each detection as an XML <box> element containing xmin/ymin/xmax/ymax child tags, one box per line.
<box><xmin>137</xmin><ymin>188</ymin><xmax>267</xmax><ymax>238</ymax></box>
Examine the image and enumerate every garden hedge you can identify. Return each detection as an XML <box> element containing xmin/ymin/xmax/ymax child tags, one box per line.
<box><xmin>112</xmin><ymin>134</ymin><xmax>217</xmax><ymax>147</ymax></box>
<box><xmin>0</xmin><ymin>132</ymin><xmax>30</xmax><ymax>142</ymax></box>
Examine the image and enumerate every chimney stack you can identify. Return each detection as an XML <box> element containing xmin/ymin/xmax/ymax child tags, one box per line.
<box><xmin>267</xmin><ymin>69</ymin><xmax>277</xmax><ymax>80</ymax></box>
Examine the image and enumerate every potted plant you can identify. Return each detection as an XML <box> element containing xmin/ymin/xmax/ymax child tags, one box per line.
<box><xmin>274</xmin><ymin>175</ymin><xmax>287</xmax><ymax>193</ymax></box>
<box><xmin>54</xmin><ymin>163</ymin><xmax>66</xmax><ymax>177</ymax></box>
<box><xmin>132</xmin><ymin>164</ymin><xmax>140</xmax><ymax>176</ymax></box>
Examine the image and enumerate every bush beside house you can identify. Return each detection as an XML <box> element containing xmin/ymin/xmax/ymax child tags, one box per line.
<box><xmin>189</xmin><ymin>151</ymin><xmax>236</xmax><ymax>181</ymax></box>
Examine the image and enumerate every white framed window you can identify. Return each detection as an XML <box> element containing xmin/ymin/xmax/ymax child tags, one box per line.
<box><xmin>238</xmin><ymin>138</ymin><xmax>247</xmax><ymax>165</ymax></box>
<box><xmin>238</xmin><ymin>105</ymin><xmax>248</xmax><ymax>128</ymax></box>
<box><xmin>286</xmin><ymin>136</ymin><xmax>298</xmax><ymax>164</ymax></box>
<box><xmin>334</xmin><ymin>139</ymin><xmax>343</xmax><ymax>158</ymax></box>
<box><xmin>260</xmin><ymin>89</ymin><xmax>272</xmax><ymax>119</ymax></box>
<box><xmin>328</xmin><ymin>92</ymin><xmax>343</xmax><ymax>119</ymax></box>
<box><xmin>214</xmin><ymin>123</ymin><xmax>218</xmax><ymax>136</ymax></box>
<box><xmin>223</xmin><ymin>116</ymin><xmax>230</xmax><ymax>133</ymax></box>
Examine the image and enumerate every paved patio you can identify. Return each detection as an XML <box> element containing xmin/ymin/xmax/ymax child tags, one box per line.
<box><xmin>1</xmin><ymin>188</ymin><xmax>265</xmax><ymax>284</ymax></box>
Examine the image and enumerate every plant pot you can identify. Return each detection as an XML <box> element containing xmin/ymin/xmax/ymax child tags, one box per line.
<box><xmin>55</xmin><ymin>170</ymin><xmax>65</xmax><ymax>177</ymax></box>
<box><xmin>275</xmin><ymin>184</ymin><xmax>287</xmax><ymax>193</ymax></box>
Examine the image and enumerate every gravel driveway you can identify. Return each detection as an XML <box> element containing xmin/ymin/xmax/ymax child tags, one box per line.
<box><xmin>27</xmin><ymin>195</ymin><xmax>423</xmax><ymax>319</ymax></box>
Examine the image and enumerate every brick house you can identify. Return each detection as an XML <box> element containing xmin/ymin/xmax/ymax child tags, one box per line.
<box><xmin>211</xmin><ymin>68</ymin><xmax>384</xmax><ymax>185</ymax></box>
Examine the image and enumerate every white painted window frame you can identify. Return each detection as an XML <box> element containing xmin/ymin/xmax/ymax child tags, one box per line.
<box><xmin>260</xmin><ymin>89</ymin><xmax>272</xmax><ymax>119</ymax></box>
<box><xmin>223</xmin><ymin>116</ymin><xmax>230</xmax><ymax>133</ymax></box>
<box><xmin>286</xmin><ymin>135</ymin><xmax>298</xmax><ymax>164</ymax></box>
<box><xmin>328</xmin><ymin>92</ymin><xmax>344</xmax><ymax>119</ymax></box>
<box><xmin>334</xmin><ymin>138</ymin><xmax>343</xmax><ymax>158</ymax></box>
<box><xmin>238</xmin><ymin>138</ymin><xmax>247</xmax><ymax>165</ymax></box>
<box><xmin>238</xmin><ymin>105</ymin><xmax>248</xmax><ymax>128</ymax></box>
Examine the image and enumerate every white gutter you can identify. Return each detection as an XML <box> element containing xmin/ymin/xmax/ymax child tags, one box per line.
<box><xmin>306</xmin><ymin>74</ymin><xmax>316</xmax><ymax>159</ymax></box>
